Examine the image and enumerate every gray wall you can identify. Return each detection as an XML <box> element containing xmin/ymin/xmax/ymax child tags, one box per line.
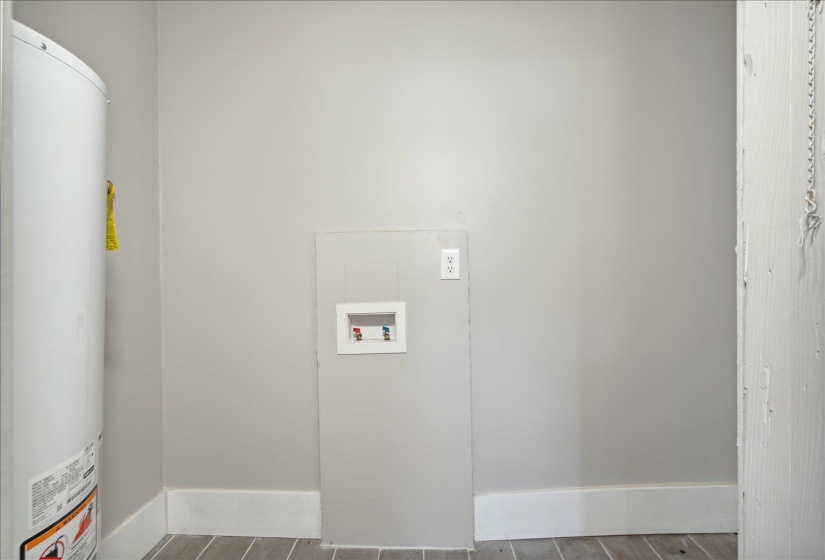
<box><xmin>158</xmin><ymin>0</ymin><xmax>736</xmax><ymax>493</ymax></box>
<box><xmin>13</xmin><ymin>1</ymin><xmax>163</xmax><ymax>536</ymax></box>
<box><xmin>316</xmin><ymin>231</ymin><xmax>473</xmax><ymax>547</ymax></box>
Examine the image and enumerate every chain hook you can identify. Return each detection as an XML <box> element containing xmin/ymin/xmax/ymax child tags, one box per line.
<box><xmin>798</xmin><ymin>212</ymin><xmax>823</xmax><ymax>246</ymax></box>
<box><xmin>806</xmin><ymin>189</ymin><xmax>818</xmax><ymax>213</ymax></box>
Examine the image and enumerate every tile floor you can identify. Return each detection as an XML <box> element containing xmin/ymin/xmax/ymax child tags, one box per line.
<box><xmin>143</xmin><ymin>534</ymin><xmax>737</xmax><ymax>560</ymax></box>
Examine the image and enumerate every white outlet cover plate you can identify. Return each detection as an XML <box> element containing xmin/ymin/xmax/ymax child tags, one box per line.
<box><xmin>336</xmin><ymin>302</ymin><xmax>407</xmax><ymax>355</ymax></box>
<box><xmin>441</xmin><ymin>249</ymin><xmax>460</xmax><ymax>280</ymax></box>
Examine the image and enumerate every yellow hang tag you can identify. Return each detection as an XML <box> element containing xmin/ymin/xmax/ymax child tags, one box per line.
<box><xmin>106</xmin><ymin>181</ymin><xmax>119</xmax><ymax>251</ymax></box>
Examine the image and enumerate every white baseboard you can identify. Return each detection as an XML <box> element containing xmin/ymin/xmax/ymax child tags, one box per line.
<box><xmin>474</xmin><ymin>484</ymin><xmax>737</xmax><ymax>541</ymax></box>
<box><xmin>166</xmin><ymin>488</ymin><xmax>321</xmax><ymax>538</ymax></box>
<box><xmin>100</xmin><ymin>490</ymin><xmax>167</xmax><ymax>560</ymax></box>
<box><xmin>98</xmin><ymin>484</ymin><xmax>735</xmax><ymax>549</ymax></box>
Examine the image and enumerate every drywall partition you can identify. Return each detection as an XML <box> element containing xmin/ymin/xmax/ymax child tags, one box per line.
<box><xmin>158</xmin><ymin>0</ymin><xmax>736</xmax><ymax>510</ymax></box>
<box><xmin>316</xmin><ymin>231</ymin><xmax>473</xmax><ymax>548</ymax></box>
<box><xmin>13</xmin><ymin>0</ymin><xmax>164</xmax><ymax>541</ymax></box>
<box><xmin>738</xmin><ymin>2</ymin><xmax>825</xmax><ymax>558</ymax></box>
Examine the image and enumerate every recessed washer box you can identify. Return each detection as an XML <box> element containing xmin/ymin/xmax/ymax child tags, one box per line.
<box><xmin>337</xmin><ymin>302</ymin><xmax>406</xmax><ymax>355</ymax></box>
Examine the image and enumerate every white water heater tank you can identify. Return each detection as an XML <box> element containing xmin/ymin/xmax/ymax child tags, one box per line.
<box><xmin>11</xmin><ymin>22</ymin><xmax>107</xmax><ymax>560</ymax></box>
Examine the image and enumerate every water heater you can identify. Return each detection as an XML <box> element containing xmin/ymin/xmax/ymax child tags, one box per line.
<box><xmin>11</xmin><ymin>22</ymin><xmax>107</xmax><ymax>560</ymax></box>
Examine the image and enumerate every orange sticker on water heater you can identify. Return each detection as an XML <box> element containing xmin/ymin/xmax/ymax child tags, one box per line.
<box><xmin>20</xmin><ymin>487</ymin><xmax>97</xmax><ymax>560</ymax></box>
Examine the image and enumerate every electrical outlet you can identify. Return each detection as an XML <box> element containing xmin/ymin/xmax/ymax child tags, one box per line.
<box><xmin>441</xmin><ymin>249</ymin><xmax>460</xmax><ymax>280</ymax></box>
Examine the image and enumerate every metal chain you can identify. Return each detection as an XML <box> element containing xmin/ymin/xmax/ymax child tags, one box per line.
<box><xmin>799</xmin><ymin>0</ymin><xmax>823</xmax><ymax>247</ymax></box>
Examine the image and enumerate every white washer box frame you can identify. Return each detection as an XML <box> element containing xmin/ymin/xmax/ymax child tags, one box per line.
<box><xmin>336</xmin><ymin>302</ymin><xmax>407</xmax><ymax>355</ymax></box>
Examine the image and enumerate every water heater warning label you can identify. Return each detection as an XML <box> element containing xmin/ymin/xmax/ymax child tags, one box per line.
<box><xmin>29</xmin><ymin>442</ymin><xmax>96</xmax><ymax>529</ymax></box>
<box><xmin>21</xmin><ymin>487</ymin><xmax>97</xmax><ymax>560</ymax></box>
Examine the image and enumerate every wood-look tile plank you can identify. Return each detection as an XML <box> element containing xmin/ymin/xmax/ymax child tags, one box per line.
<box><xmin>645</xmin><ymin>535</ymin><xmax>711</xmax><ymax>560</ymax></box>
<box><xmin>424</xmin><ymin>550</ymin><xmax>468</xmax><ymax>560</ymax></box>
<box><xmin>155</xmin><ymin>535</ymin><xmax>214</xmax><ymax>560</ymax></box>
<box><xmin>290</xmin><ymin>540</ymin><xmax>335</xmax><ymax>560</ymax></box>
<box><xmin>554</xmin><ymin>538</ymin><xmax>610</xmax><ymax>560</ymax></box>
<box><xmin>510</xmin><ymin>539</ymin><xmax>562</xmax><ymax>560</ymax></box>
<box><xmin>199</xmin><ymin>536</ymin><xmax>254</xmax><ymax>560</ymax></box>
<box><xmin>142</xmin><ymin>535</ymin><xmax>173</xmax><ymax>560</ymax></box>
<box><xmin>598</xmin><ymin>536</ymin><xmax>659</xmax><ymax>560</ymax></box>
<box><xmin>380</xmin><ymin>550</ymin><xmax>423</xmax><ymax>560</ymax></box>
<box><xmin>688</xmin><ymin>535</ymin><xmax>737</xmax><ymax>560</ymax></box>
<box><xmin>245</xmin><ymin>538</ymin><xmax>297</xmax><ymax>560</ymax></box>
<box><xmin>470</xmin><ymin>542</ymin><xmax>515</xmax><ymax>560</ymax></box>
<box><xmin>336</xmin><ymin>549</ymin><xmax>380</xmax><ymax>560</ymax></box>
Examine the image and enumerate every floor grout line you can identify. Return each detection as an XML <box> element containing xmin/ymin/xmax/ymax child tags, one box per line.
<box><xmin>687</xmin><ymin>535</ymin><xmax>715</xmax><ymax>560</ymax></box>
<box><xmin>284</xmin><ymin>538</ymin><xmax>299</xmax><ymax>560</ymax></box>
<box><xmin>596</xmin><ymin>538</ymin><xmax>614</xmax><ymax>560</ymax></box>
<box><xmin>508</xmin><ymin>540</ymin><xmax>517</xmax><ymax>560</ymax></box>
<box><xmin>642</xmin><ymin>537</ymin><xmax>664</xmax><ymax>560</ymax></box>
<box><xmin>148</xmin><ymin>535</ymin><xmax>175</xmax><ymax>560</ymax></box>
<box><xmin>331</xmin><ymin>546</ymin><xmax>338</xmax><ymax>560</ymax></box>
<box><xmin>552</xmin><ymin>538</ymin><xmax>565</xmax><ymax>560</ymax></box>
<box><xmin>238</xmin><ymin>537</ymin><xmax>258</xmax><ymax>560</ymax></box>
<box><xmin>194</xmin><ymin>536</ymin><xmax>217</xmax><ymax>560</ymax></box>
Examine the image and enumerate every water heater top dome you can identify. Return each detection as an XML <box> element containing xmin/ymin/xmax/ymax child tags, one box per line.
<box><xmin>12</xmin><ymin>21</ymin><xmax>107</xmax><ymax>98</ymax></box>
